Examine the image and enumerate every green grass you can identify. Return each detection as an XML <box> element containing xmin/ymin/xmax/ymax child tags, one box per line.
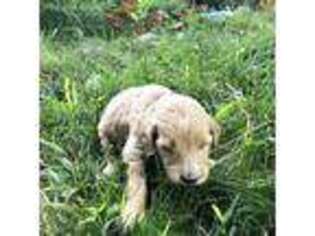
<box><xmin>40</xmin><ymin>2</ymin><xmax>275</xmax><ymax>235</ymax></box>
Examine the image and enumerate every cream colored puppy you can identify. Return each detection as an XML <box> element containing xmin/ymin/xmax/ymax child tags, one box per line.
<box><xmin>98</xmin><ymin>84</ymin><xmax>221</xmax><ymax>228</ymax></box>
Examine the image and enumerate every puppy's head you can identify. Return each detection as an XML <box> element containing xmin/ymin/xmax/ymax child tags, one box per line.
<box><xmin>148</xmin><ymin>97</ymin><xmax>221</xmax><ymax>186</ymax></box>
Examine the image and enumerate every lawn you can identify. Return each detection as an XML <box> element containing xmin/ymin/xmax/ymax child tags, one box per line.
<box><xmin>40</xmin><ymin>1</ymin><xmax>275</xmax><ymax>235</ymax></box>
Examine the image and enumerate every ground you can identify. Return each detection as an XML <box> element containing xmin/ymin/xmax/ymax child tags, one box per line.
<box><xmin>40</xmin><ymin>1</ymin><xmax>275</xmax><ymax>235</ymax></box>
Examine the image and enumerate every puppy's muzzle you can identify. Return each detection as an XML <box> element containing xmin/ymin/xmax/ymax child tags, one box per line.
<box><xmin>180</xmin><ymin>174</ymin><xmax>200</xmax><ymax>185</ymax></box>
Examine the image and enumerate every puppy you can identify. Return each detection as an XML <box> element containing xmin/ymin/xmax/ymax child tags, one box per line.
<box><xmin>98</xmin><ymin>84</ymin><xmax>221</xmax><ymax>228</ymax></box>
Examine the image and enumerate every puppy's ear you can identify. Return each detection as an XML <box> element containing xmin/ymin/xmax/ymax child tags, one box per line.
<box><xmin>209</xmin><ymin>117</ymin><xmax>221</xmax><ymax>148</ymax></box>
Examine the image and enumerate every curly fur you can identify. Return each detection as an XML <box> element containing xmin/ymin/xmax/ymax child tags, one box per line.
<box><xmin>98</xmin><ymin>84</ymin><xmax>221</xmax><ymax>228</ymax></box>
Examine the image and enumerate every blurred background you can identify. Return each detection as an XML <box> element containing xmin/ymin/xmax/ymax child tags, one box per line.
<box><xmin>40</xmin><ymin>1</ymin><xmax>275</xmax><ymax>235</ymax></box>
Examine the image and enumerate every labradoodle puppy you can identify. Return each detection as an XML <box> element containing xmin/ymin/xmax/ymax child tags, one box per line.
<box><xmin>98</xmin><ymin>84</ymin><xmax>221</xmax><ymax>228</ymax></box>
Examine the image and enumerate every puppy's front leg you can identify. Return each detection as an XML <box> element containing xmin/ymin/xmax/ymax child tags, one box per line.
<box><xmin>121</xmin><ymin>160</ymin><xmax>147</xmax><ymax>229</ymax></box>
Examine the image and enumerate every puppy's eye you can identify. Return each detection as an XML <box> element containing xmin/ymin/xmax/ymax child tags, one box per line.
<box><xmin>160</xmin><ymin>145</ymin><xmax>173</xmax><ymax>154</ymax></box>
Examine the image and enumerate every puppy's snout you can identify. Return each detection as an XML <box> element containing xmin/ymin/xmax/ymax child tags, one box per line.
<box><xmin>180</xmin><ymin>173</ymin><xmax>199</xmax><ymax>185</ymax></box>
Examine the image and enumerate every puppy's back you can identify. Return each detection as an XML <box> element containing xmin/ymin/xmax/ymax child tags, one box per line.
<box><xmin>98</xmin><ymin>85</ymin><xmax>171</xmax><ymax>143</ymax></box>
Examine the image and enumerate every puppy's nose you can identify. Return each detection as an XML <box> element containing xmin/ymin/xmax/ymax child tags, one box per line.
<box><xmin>180</xmin><ymin>174</ymin><xmax>199</xmax><ymax>185</ymax></box>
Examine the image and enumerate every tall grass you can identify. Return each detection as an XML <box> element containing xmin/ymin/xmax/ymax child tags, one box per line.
<box><xmin>40</xmin><ymin>1</ymin><xmax>275</xmax><ymax>235</ymax></box>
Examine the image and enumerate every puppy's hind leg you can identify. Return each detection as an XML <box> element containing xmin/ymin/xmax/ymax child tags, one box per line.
<box><xmin>100</xmin><ymin>137</ymin><xmax>117</xmax><ymax>177</ymax></box>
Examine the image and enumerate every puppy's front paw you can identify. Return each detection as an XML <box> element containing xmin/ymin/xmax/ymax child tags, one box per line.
<box><xmin>121</xmin><ymin>204</ymin><xmax>145</xmax><ymax>229</ymax></box>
